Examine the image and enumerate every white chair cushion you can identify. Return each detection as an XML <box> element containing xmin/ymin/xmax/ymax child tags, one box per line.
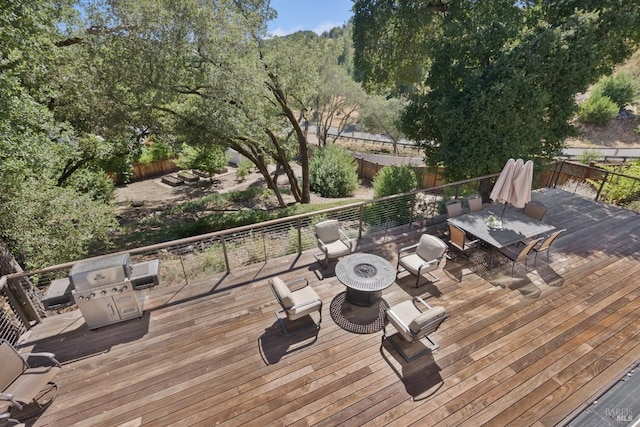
<box><xmin>315</xmin><ymin>220</ymin><xmax>340</xmax><ymax>243</ymax></box>
<box><xmin>271</xmin><ymin>277</ymin><xmax>293</xmax><ymax>308</ymax></box>
<box><xmin>399</xmin><ymin>253</ymin><xmax>436</xmax><ymax>275</ymax></box>
<box><xmin>415</xmin><ymin>234</ymin><xmax>447</xmax><ymax>261</ymax></box>
<box><xmin>322</xmin><ymin>240</ymin><xmax>351</xmax><ymax>257</ymax></box>
<box><xmin>288</xmin><ymin>286</ymin><xmax>321</xmax><ymax>320</ymax></box>
<box><xmin>409</xmin><ymin>306</ymin><xmax>448</xmax><ymax>334</ymax></box>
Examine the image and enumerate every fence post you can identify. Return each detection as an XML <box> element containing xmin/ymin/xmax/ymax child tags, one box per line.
<box><xmin>596</xmin><ymin>171</ymin><xmax>609</xmax><ymax>202</ymax></box>
<box><xmin>296</xmin><ymin>218</ymin><xmax>302</xmax><ymax>254</ymax></box>
<box><xmin>359</xmin><ymin>205</ymin><xmax>364</xmax><ymax>238</ymax></box>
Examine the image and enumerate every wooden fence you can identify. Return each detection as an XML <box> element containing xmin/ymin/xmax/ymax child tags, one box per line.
<box><xmin>355</xmin><ymin>157</ymin><xmax>445</xmax><ymax>189</ymax></box>
<box><xmin>132</xmin><ymin>159</ymin><xmax>179</xmax><ymax>181</ymax></box>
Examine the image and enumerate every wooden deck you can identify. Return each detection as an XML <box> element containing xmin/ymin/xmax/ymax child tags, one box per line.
<box><xmin>18</xmin><ymin>188</ymin><xmax>640</xmax><ymax>426</ymax></box>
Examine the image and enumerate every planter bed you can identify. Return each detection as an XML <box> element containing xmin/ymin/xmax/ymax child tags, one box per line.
<box><xmin>177</xmin><ymin>171</ymin><xmax>200</xmax><ymax>182</ymax></box>
<box><xmin>161</xmin><ymin>175</ymin><xmax>184</xmax><ymax>187</ymax></box>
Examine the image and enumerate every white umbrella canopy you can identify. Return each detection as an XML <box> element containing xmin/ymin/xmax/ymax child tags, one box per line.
<box><xmin>490</xmin><ymin>158</ymin><xmax>517</xmax><ymax>205</ymax></box>
<box><xmin>490</xmin><ymin>158</ymin><xmax>534</xmax><ymax>218</ymax></box>
<box><xmin>511</xmin><ymin>159</ymin><xmax>533</xmax><ymax>208</ymax></box>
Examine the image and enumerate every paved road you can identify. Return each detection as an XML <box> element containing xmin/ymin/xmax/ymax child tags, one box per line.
<box><xmin>317</xmin><ymin>126</ymin><xmax>640</xmax><ymax>162</ymax></box>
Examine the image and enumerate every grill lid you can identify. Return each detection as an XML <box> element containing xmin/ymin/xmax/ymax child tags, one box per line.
<box><xmin>69</xmin><ymin>253</ymin><xmax>132</xmax><ymax>291</ymax></box>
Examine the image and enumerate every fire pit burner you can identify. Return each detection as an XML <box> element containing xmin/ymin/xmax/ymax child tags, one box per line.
<box><xmin>354</xmin><ymin>263</ymin><xmax>377</xmax><ymax>278</ymax></box>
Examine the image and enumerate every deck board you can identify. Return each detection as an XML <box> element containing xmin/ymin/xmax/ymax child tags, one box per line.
<box><xmin>16</xmin><ymin>188</ymin><xmax>640</xmax><ymax>426</ymax></box>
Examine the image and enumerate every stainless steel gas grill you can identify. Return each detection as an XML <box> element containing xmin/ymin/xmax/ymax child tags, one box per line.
<box><xmin>70</xmin><ymin>253</ymin><xmax>143</xmax><ymax>330</ymax></box>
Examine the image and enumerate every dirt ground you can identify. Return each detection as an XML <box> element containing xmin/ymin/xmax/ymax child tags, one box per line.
<box><xmin>113</xmin><ymin>164</ymin><xmax>374</xmax><ymax>212</ymax></box>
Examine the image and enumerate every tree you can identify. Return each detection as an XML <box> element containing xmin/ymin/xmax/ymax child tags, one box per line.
<box><xmin>79</xmin><ymin>1</ymin><xmax>359</xmax><ymax>206</ymax></box>
<box><xmin>353</xmin><ymin>1</ymin><xmax>640</xmax><ymax>181</ymax></box>
<box><xmin>1</xmin><ymin>1</ymin><xmax>118</xmax><ymax>272</ymax></box>
<box><xmin>359</xmin><ymin>94</ymin><xmax>407</xmax><ymax>154</ymax></box>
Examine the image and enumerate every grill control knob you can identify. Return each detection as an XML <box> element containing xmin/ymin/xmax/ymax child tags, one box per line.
<box><xmin>89</xmin><ymin>293</ymin><xmax>95</xmax><ymax>299</ymax></box>
<box><xmin>101</xmin><ymin>290</ymin><xmax>107</xmax><ymax>295</ymax></box>
<box><xmin>112</xmin><ymin>288</ymin><xmax>118</xmax><ymax>293</ymax></box>
<box><xmin>122</xmin><ymin>285</ymin><xmax>128</xmax><ymax>291</ymax></box>
<box><xmin>78</xmin><ymin>296</ymin><xmax>84</xmax><ymax>301</ymax></box>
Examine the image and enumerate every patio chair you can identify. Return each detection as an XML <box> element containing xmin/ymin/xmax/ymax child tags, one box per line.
<box><xmin>0</xmin><ymin>339</ymin><xmax>61</xmax><ymax>422</ymax></box>
<box><xmin>523</xmin><ymin>201</ymin><xmax>547</xmax><ymax>221</ymax></box>
<box><xmin>447</xmin><ymin>223</ymin><xmax>479</xmax><ymax>261</ymax></box>
<box><xmin>445</xmin><ymin>199</ymin><xmax>462</xmax><ymax>218</ymax></box>
<box><xmin>467</xmin><ymin>194</ymin><xmax>482</xmax><ymax>212</ymax></box>
<box><xmin>397</xmin><ymin>234</ymin><xmax>448</xmax><ymax>287</ymax></box>
<box><xmin>383</xmin><ymin>296</ymin><xmax>448</xmax><ymax>362</ymax></box>
<box><xmin>314</xmin><ymin>219</ymin><xmax>353</xmax><ymax>269</ymax></box>
<box><xmin>268</xmin><ymin>276</ymin><xmax>322</xmax><ymax>337</ymax></box>
<box><xmin>532</xmin><ymin>229</ymin><xmax>566</xmax><ymax>265</ymax></box>
<box><xmin>498</xmin><ymin>237</ymin><xmax>543</xmax><ymax>276</ymax></box>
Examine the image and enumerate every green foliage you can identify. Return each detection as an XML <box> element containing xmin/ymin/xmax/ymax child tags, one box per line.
<box><xmin>137</xmin><ymin>140</ymin><xmax>176</xmax><ymax>165</ymax></box>
<box><xmin>235</xmin><ymin>159</ymin><xmax>253</xmax><ymax>182</ymax></box>
<box><xmin>353</xmin><ymin>1</ymin><xmax>640</xmax><ymax>181</ymax></box>
<box><xmin>578</xmin><ymin>148</ymin><xmax>602</xmax><ymax>164</ymax></box>
<box><xmin>175</xmin><ymin>144</ymin><xmax>227</xmax><ymax>176</ymax></box>
<box><xmin>309</xmin><ymin>145</ymin><xmax>359</xmax><ymax>197</ymax></box>
<box><xmin>577</xmin><ymin>95</ymin><xmax>619</xmax><ymax>126</ymax></box>
<box><xmin>1</xmin><ymin>180</ymin><xmax>117</xmax><ymax>270</ymax></box>
<box><xmin>596</xmin><ymin>160</ymin><xmax>640</xmax><ymax>206</ymax></box>
<box><xmin>373</xmin><ymin>165</ymin><xmax>417</xmax><ymax>198</ymax></box>
<box><xmin>591</xmin><ymin>73</ymin><xmax>638</xmax><ymax>109</ymax></box>
<box><xmin>62</xmin><ymin>167</ymin><xmax>115</xmax><ymax>203</ymax></box>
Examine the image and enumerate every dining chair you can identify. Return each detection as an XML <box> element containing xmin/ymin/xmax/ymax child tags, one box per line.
<box><xmin>532</xmin><ymin>229</ymin><xmax>566</xmax><ymax>265</ymax></box>
<box><xmin>467</xmin><ymin>194</ymin><xmax>482</xmax><ymax>212</ymax></box>
<box><xmin>523</xmin><ymin>201</ymin><xmax>547</xmax><ymax>221</ymax></box>
<box><xmin>447</xmin><ymin>223</ymin><xmax>479</xmax><ymax>261</ymax></box>
<box><xmin>446</xmin><ymin>199</ymin><xmax>463</xmax><ymax>218</ymax></box>
<box><xmin>498</xmin><ymin>237</ymin><xmax>543</xmax><ymax>276</ymax></box>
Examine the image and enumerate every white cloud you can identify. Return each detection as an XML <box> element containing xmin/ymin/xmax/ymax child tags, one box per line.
<box><xmin>313</xmin><ymin>21</ymin><xmax>343</xmax><ymax>35</ymax></box>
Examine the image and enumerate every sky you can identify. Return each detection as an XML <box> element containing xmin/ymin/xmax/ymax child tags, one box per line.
<box><xmin>267</xmin><ymin>0</ymin><xmax>354</xmax><ymax>36</ymax></box>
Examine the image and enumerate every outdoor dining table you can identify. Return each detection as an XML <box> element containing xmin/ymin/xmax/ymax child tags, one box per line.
<box><xmin>335</xmin><ymin>253</ymin><xmax>396</xmax><ymax>307</ymax></box>
<box><xmin>447</xmin><ymin>205</ymin><xmax>556</xmax><ymax>268</ymax></box>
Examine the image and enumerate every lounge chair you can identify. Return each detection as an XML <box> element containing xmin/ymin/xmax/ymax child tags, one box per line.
<box><xmin>0</xmin><ymin>339</ymin><xmax>61</xmax><ymax>422</ymax></box>
<box><xmin>269</xmin><ymin>276</ymin><xmax>322</xmax><ymax>337</ymax></box>
<box><xmin>383</xmin><ymin>297</ymin><xmax>448</xmax><ymax>362</ymax></box>
<box><xmin>314</xmin><ymin>219</ymin><xmax>353</xmax><ymax>269</ymax></box>
<box><xmin>397</xmin><ymin>234</ymin><xmax>448</xmax><ymax>287</ymax></box>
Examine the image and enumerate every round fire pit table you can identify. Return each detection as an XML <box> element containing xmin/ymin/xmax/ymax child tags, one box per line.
<box><xmin>336</xmin><ymin>253</ymin><xmax>396</xmax><ymax>307</ymax></box>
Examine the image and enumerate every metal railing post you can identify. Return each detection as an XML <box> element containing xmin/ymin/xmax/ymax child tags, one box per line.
<box><xmin>221</xmin><ymin>236</ymin><xmax>230</xmax><ymax>273</ymax></box>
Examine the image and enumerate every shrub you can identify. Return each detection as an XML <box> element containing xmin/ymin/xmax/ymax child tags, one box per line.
<box><xmin>591</xmin><ymin>73</ymin><xmax>638</xmax><ymax>110</ymax></box>
<box><xmin>235</xmin><ymin>159</ymin><xmax>253</xmax><ymax>182</ymax></box>
<box><xmin>309</xmin><ymin>144</ymin><xmax>359</xmax><ymax>198</ymax></box>
<box><xmin>138</xmin><ymin>139</ymin><xmax>175</xmax><ymax>165</ymax></box>
<box><xmin>577</xmin><ymin>94</ymin><xmax>619</xmax><ymax>126</ymax></box>
<box><xmin>175</xmin><ymin>144</ymin><xmax>227</xmax><ymax>176</ymax></box>
<box><xmin>373</xmin><ymin>165</ymin><xmax>417</xmax><ymax>198</ymax></box>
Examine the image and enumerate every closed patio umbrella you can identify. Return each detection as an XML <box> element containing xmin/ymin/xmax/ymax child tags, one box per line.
<box><xmin>490</xmin><ymin>158</ymin><xmax>533</xmax><ymax>219</ymax></box>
